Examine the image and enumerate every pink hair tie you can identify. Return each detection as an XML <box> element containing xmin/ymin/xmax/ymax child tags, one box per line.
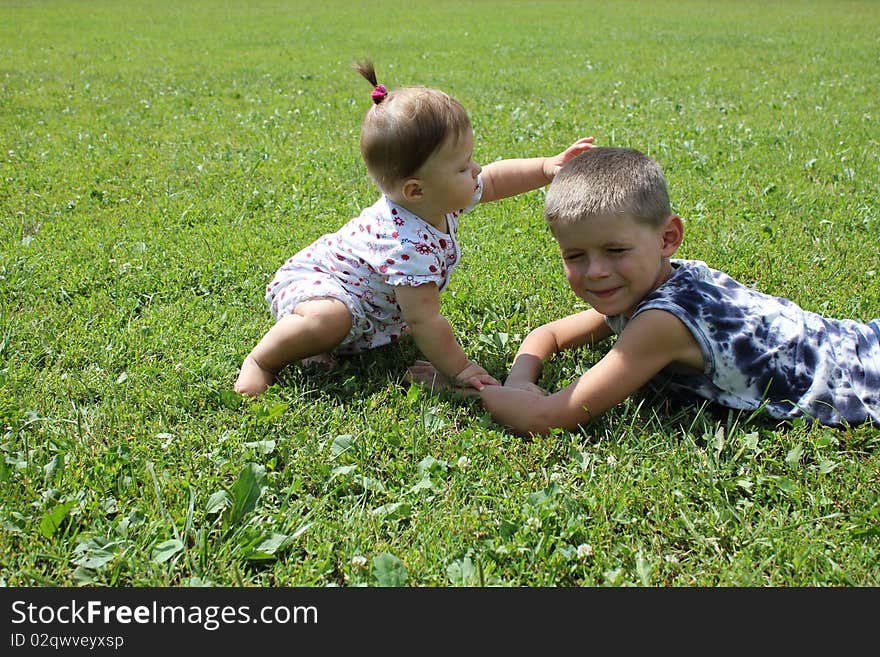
<box><xmin>371</xmin><ymin>84</ymin><xmax>387</xmax><ymax>104</ymax></box>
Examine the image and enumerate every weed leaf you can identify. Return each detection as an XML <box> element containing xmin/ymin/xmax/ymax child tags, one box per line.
<box><xmin>152</xmin><ymin>538</ymin><xmax>184</xmax><ymax>564</ymax></box>
<box><xmin>39</xmin><ymin>499</ymin><xmax>76</xmax><ymax>538</ymax></box>
<box><xmin>372</xmin><ymin>552</ymin><xmax>408</xmax><ymax>586</ymax></box>
<box><xmin>228</xmin><ymin>463</ymin><xmax>267</xmax><ymax>525</ymax></box>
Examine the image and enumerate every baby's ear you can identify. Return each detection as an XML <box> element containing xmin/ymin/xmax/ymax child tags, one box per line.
<box><xmin>661</xmin><ymin>215</ymin><xmax>684</xmax><ymax>255</ymax></box>
<box><xmin>401</xmin><ymin>178</ymin><xmax>423</xmax><ymax>201</ymax></box>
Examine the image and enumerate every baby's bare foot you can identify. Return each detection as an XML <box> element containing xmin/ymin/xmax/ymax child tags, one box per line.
<box><xmin>234</xmin><ymin>354</ymin><xmax>276</xmax><ymax>396</ymax></box>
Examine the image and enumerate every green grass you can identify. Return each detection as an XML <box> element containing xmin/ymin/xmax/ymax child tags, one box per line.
<box><xmin>1</xmin><ymin>0</ymin><xmax>878</xmax><ymax>586</ymax></box>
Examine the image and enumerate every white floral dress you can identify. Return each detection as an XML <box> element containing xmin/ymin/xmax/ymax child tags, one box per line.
<box><xmin>266</xmin><ymin>177</ymin><xmax>483</xmax><ymax>354</ymax></box>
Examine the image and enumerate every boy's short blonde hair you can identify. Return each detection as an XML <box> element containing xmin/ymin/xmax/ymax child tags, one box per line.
<box><xmin>544</xmin><ymin>147</ymin><xmax>672</xmax><ymax>228</ymax></box>
<box><xmin>354</xmin><ymin>62</ymin><xmax>471</xmax><ymax>192</ymax></box>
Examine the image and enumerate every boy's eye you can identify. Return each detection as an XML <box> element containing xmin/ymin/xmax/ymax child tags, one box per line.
<box><xmin>563</xmin><ymin>252</ymin><xmax>584</xmax><ymax>261</ymax></box>
<box><xmin>607</xmin><ymin>247</ymin><xmax>629</xmax><ymax>255</ymax></box>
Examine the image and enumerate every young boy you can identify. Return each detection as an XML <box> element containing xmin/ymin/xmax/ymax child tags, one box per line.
<box><xmin>409</xmin><ymin>147</ymin><xmax>880</xmax><ymax>436</ymax></box>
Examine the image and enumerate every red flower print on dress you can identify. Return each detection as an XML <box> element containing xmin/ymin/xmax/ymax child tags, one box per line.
<box><xmin>439</xmin><ymin>239</ymin><xmax>447</xmax><ymax>248</ymax></box>
<box><xmin>394</xmin><ymin>217</ymin><xmax>404</xmax><ymax>226</ymax></box>
<box><xmin>401</xmin><ymin>254</ymin><xmax>410</xmax><ymax>260</ymax></box>
<box><xmin>415</xmin><ymin>243</ymin><xmax>431</xmax><ymax>255</ymax></box>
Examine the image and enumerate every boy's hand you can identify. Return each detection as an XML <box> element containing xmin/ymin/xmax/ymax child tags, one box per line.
<box><xmin>542</xmin><ymin>137</ymin><xmax>595</xmax><ymax>180</ymax></box>
<box><xmin>503</xmin><ymin>379</ymin><xmax>548</xmax><ymax>396</ymax></box>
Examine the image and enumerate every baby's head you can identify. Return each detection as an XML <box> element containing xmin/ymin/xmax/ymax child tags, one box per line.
<box><xmin>354</xmin><ymin>61</ymin><xmax>472</xmax><ymax>194</ymax></box>
<box><xmin>544</xmin><ymin>147</ymin><xmax>672</xmax><ymax>231</ymax></box>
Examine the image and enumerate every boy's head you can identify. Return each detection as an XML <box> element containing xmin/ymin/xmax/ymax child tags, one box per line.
<box><xmin>544</xmin><ymin>147</ymin><xmax>683</xmax><ymax>318</ymax></box>
<box><xmin>543</xmin><ymin>147</ymin><xmax>672</xmax><ymax>229</ymax></box>
<box><xmin>354</xmin><ymin>61</ymin><xmax>472</xmax><ymax>194</ymax></box>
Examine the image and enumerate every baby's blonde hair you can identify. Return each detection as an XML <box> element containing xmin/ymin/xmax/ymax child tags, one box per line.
<box><xmin>544</xmin><ymin>147</ymin><xmax>672</xmax><ymax>229</ymax></box>
<box><xmin>353</xmin><ymin>61</ymin><xmax>472</xmax><ymax>192</ymax></box>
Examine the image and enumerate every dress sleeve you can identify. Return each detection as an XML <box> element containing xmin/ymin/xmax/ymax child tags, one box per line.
<box><xmin>383</xmin><ymin>235</ymin><xmax>446</xmax><ymax>288</ymax></box>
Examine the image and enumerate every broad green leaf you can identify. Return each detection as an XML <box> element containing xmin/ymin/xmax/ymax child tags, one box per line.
<box><xmin>356</xmin><ymin>475</ymin><xmax>386</xmax><ymax>493</ymax></box>
<box><xmin>206</xmin><ymin>490</ymin><xmax>231</xmax><ymax>514</ymax></box>
<box><xmin>447</xmin><ymin>556</ymin><xmax>476</xmax><ymax>585</ymax></box>
<box><xmin>228</xmin><ymin>463</ymin><xmax>267</xmax><ymax>525</ymax></box>
<box><xmin>373</xmin><ymin>552</ymin><xmax>408</xmax><ymax>586</ymax></box>
<box><xmin>330</xmin><ymin>434</ymin><xmax>355</xmax><ymax>458</ymax></box>
<box><xmin>408</xmin><ymin>476</ymin><xmax>439</xmax><ymax>494</ymax></box>
<box><xmin>330</xmin><ymin>464</ymin><xmax>357</xmax><ymax>479</ymax></box>
<box><xmin>371</xmin><ymin>502</ymin><xmax>412</xmax><ymax>522</ymax></box>
<box><xmin>72</xmin><ymin>537</ymin><xmax>126</xmax><ymax>570</ymax></box>
<box><xmin>39</xmin><ymin>499</ymin><xmax>77</xmax><ymax>538</ymax></box>
<box><xmin>635</xmin><ymin>554</ymin><xmax>652</xmax><ymax>586</ymax></box>
<box><xmin>42</xmin><ymin>453</ymin><xmax>64</xmax><ymax>482</ymax></box>
<box><xmin>785</xmin><ymin>444</ymin><xmax>804</xmax><ymax>468</ymax></box>
<box><xmin>246</xmin><ymin>532</ymin><xmax>290</xmax><ymax>561</ymax></box>
<box><xmin>818</xmin><ymin>459</ymin><xmax>838</xmax><ymax>474</ymax></box>
<box><xmin>527</xmin><ymin>483</ymin><xmax>560</xmax><ymax>507</ymax></box>
<box><xmin>418</xmin><ymin>455</ymin><xmax>448</xmax><ymax>476</ymax></box>
<box><xmin>244</xmin><ymin>440</ymin><xmax>276</xmax><ymax>455</ymax></box>
<box><xmin>152</xmin><ymin>538</ymin><xmax>184</xmax><ymax>564</ymax></box>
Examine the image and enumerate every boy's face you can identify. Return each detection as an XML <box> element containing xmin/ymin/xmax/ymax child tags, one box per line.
<box><xmin>552</xmin><ymin>213</ymin><xmax>681</xmax><ymax>317</ymax></box>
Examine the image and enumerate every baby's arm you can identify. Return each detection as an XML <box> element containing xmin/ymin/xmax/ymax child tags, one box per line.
<box><xmin>395</xmin><ymin>283</ymin><xmax>500</xmax><ymax>390</ymax></box>
<box><xmin>481</xmin><ymin>310</ymin><xmax>694</xmax><ymax>436</ymax></box>
<box><xmin>480</xmin><ymin>137</ymin><xmax>595</xmax><ymax>203</ymax></box>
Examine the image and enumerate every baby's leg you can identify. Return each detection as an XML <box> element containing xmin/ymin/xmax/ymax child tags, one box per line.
<box><xmin>234</xmin><ymin>298</ymin><xmax>352</xmax><ymax>396</ymax></box>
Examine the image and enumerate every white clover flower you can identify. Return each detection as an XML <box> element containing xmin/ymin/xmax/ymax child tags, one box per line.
<box><xmin>549</xmin><ymin>471</ymin><xmax>562</xmax><ymax>482</ymax></box>
<box><xmin>351</xmin><ymin>555</ymin><xmax>368</xmax><ymax>568</ymax></box>
<box><xmin>457</xmin><ymin>455</ymin><xmax>471</xmax><ymax>470</ymax></box>
<box><xmin>526</xmin><ymin>516</ymin><xmax>542</xmax><ymax>531</ymax></box>
<box><xmin>606</xmin><ymin>454</ymin><xmax>618</xmax><ymax>467</ymax></box>
<box><xmin>576</xmin><ymin>543</ymin><xmax>593</xmax><ymax>560</ymax></box>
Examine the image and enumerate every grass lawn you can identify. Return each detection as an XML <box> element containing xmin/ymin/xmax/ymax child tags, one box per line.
<box><xmin>1</xmin><ymin>0</ymin><xmax>878</xmax><ymax>586</ymax></box>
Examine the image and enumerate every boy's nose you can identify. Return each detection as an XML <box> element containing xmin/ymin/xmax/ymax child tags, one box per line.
<box><xmin>586</xmin><ymin>258</ymin><xmax>609</xmax><ymax>279</ymax></box>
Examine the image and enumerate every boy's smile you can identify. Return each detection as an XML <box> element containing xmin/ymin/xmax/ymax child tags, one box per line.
<box><xmin>552</xmin><ymin>213</ymin><xmax>680</xmax><ymax>317</ymax></box>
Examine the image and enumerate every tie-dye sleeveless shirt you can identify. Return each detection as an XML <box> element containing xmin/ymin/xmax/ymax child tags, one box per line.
<box><xmin>605</xmin><ymin>259</ymin><xmax>880</xmax><ymax>427</ymax></box>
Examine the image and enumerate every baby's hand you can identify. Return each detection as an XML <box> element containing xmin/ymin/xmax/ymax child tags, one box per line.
<box><xmin>453</xmin><ymin>361</ymin><xmax>501</xmax><ymax>391</ymax></box>
<box><xmin>543</xmin><ymin>137</ymin><xmax>595</xmax><ymax>180</ymax></box>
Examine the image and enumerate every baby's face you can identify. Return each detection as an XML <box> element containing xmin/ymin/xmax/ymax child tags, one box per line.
<box><xmin>414</xmin><ymin>129</ymin><xmax>482</xmax><ymax>216</ymax></box>
<box><xmin>553</xmin><ymin>214</ymin><xmax>673</xmax><ymax>317</ymax></box>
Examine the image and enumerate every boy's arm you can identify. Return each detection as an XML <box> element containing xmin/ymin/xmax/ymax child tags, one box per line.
<box><xmin>505</xmin><ymin>309</ymin><xmax>612</xmax><ymax>390</ymax></box>
<box><xmin>480</xmin><ymin>137</ymin><xmax>594</xmax><ymax>203</ymax></box>
<box><xmin>481</xmin><ymin>310</ymin><xmax>699</xmax><ymax>436</ymax></box>
<box><xmin>395</xmin><ymin>283</ymin><xmax>500</xmax><ymax>390</ymax></box>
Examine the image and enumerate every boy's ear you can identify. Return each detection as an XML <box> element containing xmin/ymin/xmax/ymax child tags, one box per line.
<box><xmin>660</xmin><ymin>214</ymin><xmax>684</xmax><ymax>256</ymax></box>
<box><xmin>401</xmin><ymin>178</ymin><xmax>423</xmax><ymax>202</ymax></box>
